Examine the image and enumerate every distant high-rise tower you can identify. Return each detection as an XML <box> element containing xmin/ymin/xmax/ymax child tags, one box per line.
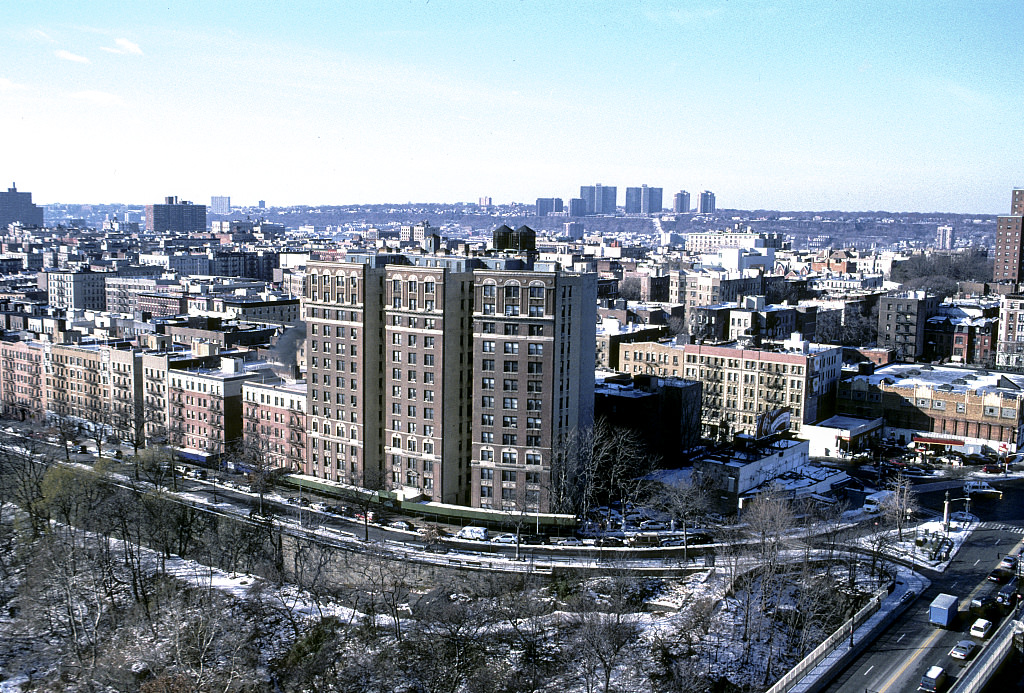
<box><xmin>210</xmin><ymin>196</ymin><xmax>231</xmax><ymax>215</ymax></box>
<box><xmin>699</xmin><ymin>190</ymin><xmax>716</xmax><ymax>214</ymax></box>
<box><xmin>673</xmin><ymin>191</ymin><xmax>690</xmax><ymax>214</ymax></box>
<box><xmin>624</xmin><ymin>185</ymin><xmax>663</xmax><ymax>215</ymax></box>
<box><xmin>625</xmin><ymin>187</ymin><xmax>642</xmax><ymax>214</ymax></box>
<box><xmin>479</xmin><ymin>196</ymin><xmax>492</xmax><ymax>207</ymax></box>
<box><xmin>579</xmin><ymin>184</ymin><xmax>617</xmax><ymax>215</ymax></box>
<box><xmin>936</xmin><ymin>225</ymin><xmax>955</xmax><ymax>250</ymax></box>
<box><xmin>0</xmin><ymin>183</ymin><xmax>44</xmax><ymax>228</ymax></box>
<box><xmin>535</xmin><ymin>197</ymin><xmax>564</xmax><ymax>217</ymax></box>
<box><xmin>995</xmin><ymin>188</ymin><xmax>1024</xmax><ymax>282</ymax></box>
<box><xmin>258</xmin><ymin>200</ymin><xmax>266</xmax><ymax>209</ymax></box>
<box><xmin>568</xmin><ymin>198</ymin><xmax>587</xmax><ymax>217</ymax></box>
<box><xmin>145</xmin><ymin>196</ymin><xmax>207</xmax><ymax>233</ymax></box>
<box><xmin>641</xmin><ymin>185</ymin><xmax>662</xmax><ymax>215</ymax></box>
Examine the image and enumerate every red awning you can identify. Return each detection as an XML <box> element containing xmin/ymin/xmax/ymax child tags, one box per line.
<box><xmin>912</xmin><ymin>436</ymin><xmax>964</xmax><ymax>446</ymax></box>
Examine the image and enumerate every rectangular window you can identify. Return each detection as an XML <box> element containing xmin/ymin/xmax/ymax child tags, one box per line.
<box><xmin>482</xmin><ymin>377</ymin><xmax>495</xmax><ymax>390</ymax></box>
<box><xmin>528</xmin><ymin>344</ymin><xmax>543</xmax><ymax>356</ymax></box>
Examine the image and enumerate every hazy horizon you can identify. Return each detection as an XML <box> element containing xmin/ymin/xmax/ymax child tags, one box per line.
<box><xmin>4</xmin><ymin>1</ymin><xmax>1022</xmax><ymax>214</ymax></box>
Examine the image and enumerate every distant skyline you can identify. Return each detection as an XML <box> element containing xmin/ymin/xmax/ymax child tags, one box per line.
<box><xmin>2</xmin><ymin>1</ymin><xmax>1023</xmax><ymax>213</ymax></box>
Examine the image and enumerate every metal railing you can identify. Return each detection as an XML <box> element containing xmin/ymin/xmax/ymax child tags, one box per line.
<box><xmin>764</xmin><ymin>587</ymin><xmax>888</xmax><ymax>693</ymax></box>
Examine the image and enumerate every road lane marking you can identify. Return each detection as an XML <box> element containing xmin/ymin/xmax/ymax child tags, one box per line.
<box><xmin>865</xmin><ymin>665</ymin><xmax>874</xmax><ymax>676</ymax></box>
<box><xmin>974</xmin><ymin>559</ymin><xmax>980</xmax><ymax>566</ymax></box>
<box><xmin>878</xmin><ymin>578</ymin><xmax>1003</xmax><ymax>693</ymax></box>
<box><xmin>897</xmin><ymin>633</ymin><xmax>905</xmax><ymax>643</ymax></box>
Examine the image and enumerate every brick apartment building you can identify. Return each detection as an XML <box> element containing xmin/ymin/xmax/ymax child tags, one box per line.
<box><xmin>619</xmin><ymin>336</ymin><xmax>842</xmax><ymax>439</ymax></box>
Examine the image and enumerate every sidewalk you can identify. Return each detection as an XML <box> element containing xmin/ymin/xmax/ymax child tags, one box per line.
<box><xmin>788</xmin><ymin>566</ymin><xmax>931</xmax><ymax>693</ymax></box>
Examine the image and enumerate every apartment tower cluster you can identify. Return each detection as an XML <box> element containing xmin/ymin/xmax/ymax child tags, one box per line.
<box><xmin>303</xmin><ymin>252</ymin><xmax>596</xmax><ymax>513</ymax></box>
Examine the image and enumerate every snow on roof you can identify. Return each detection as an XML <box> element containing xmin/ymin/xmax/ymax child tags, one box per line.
<box><xmin>859</xmin><ymin>363</ymin><xmax>1024</xmax><ymax>396</ymax></box>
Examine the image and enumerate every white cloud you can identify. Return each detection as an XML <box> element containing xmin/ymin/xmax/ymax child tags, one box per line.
<box><xmin>72</xmin><ymin>90</ymin><xmax>125</xmax><ymax>107</ymax></box>
<box><xmin>55</xmin><ymin>49</ymin><xmax>89</xmax><ymax>64</ymax></box>
<box><xmin>101</xmin><ymin>38</ymin><xmax>143</xmax><ymax>55</ymax></box>
<box><xmin>29</xmin><ymin>29</ymin><xmax>54</xmax><ymax>43</ymax></box>
<box><xmin>0</xmin><ymin>78</ymin><xmax>28</xmax><ymax>92</ymax></box>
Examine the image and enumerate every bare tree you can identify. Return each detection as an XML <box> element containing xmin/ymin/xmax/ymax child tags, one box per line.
<box><xmin>882</xmin><ymin>470</ymin><xmax>919</xmax><ymax>542</ymax></box>
<box><xmin>650</xmin><ymin>478</ymin><xmax>709</xmax><ymax>561</ymax></box>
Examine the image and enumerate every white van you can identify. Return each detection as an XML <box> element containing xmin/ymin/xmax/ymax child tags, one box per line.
<box><xmin>455</xmin><ymin>526</ymin><xmax>488</xmax><ymax>541</ymax></box>
<box><xmin>863</xmin><ymin>490</ymin><xmax>892</xmax><ymax>514</ymax></box>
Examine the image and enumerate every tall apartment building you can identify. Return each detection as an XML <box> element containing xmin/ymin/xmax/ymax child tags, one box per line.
<box><xmin>936</xmin><ymin>225</ymin><xmax>955</xmax><ymax>250</ymax></box>
<box><xmin>304</xmin><ymin>253</ymin><xmax>596</xmax><ymax>511</ymax></box>
<box><xmin>210</xmin><ymin>196</ymin><xmax>231</xmax><ymax>215</ymax></box>
<box><xmin>618</xmin><ymin>337</ymin><xmax>841</xmax><ymax>439</ymax></box>
<box><xmin>568</xmin><ymin>198</ymin><xmax>587</xmax><ymax>217</ymax></box>
<box><xmin>0</xmin><ymin>183</ymin><xmax>44</xmax><ymax>228</ymax></box>
<box><xmin>145</xmin><ymin>196</ymin><xmax>207</xmax><ymax>233</ymax></box>
<box><xmin>579</xmin><ymin>184</ymin><xmax>617</xmax><ymax>215</ymax></box>
<box><xmin>471</xmin><ymin>269</ymin><xmax>596</xmax><ymax>512</ymax></box>
<box><xmin>47</xmin><ymin>269</ymin><xmax>107</xmax><ymax>312</ymax></box>
<box><xmin>673</xmin><ymin>191</ymin><xmax>690</xmax><ymax>214</ymax></box>
<box><xmin>535</xmin><ymin>198</ymin><xmax>564</xmax><ymax>217</ymax></box>
<box><xmin>877</xmin><ymin>290</ymin><xmax>941</xmax><ymax>361</ymax></box>
<box><xmin>625</xmin><ymin>185</ymin><xmax>663</xmax><ymax>215</ymax></box>
<box><xmin>699</xmin><ymin>190</ymin><xmax>716</xmax><ymax>214</ymax></box>
<box><xmin>994</xmin><ymin>188</ymin><xmax>1024</xmax><ymax>283</ymax></box>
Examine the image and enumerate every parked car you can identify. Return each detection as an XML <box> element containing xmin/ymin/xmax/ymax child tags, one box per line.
<box><xmin>639</xmin><ymin>520</ymin><xmax>670</xmax><ymax>531</ymax></box>
<box><xmin>595</xmin><ymin>536</ymin><xmax>625</xmax><ymax>547</ymax></box>
<box><xmin>388</xmin><ymin>520</ymin><xmax>415</xmax><ymax>532</ymax></box>
<box><xmin>491</xmin><ymin>533</ymin><xmax>518</xmax><ymax>544</ymax></box>
<box><xmin>553</xmin><ymin>537</ymin><xmax>584</xmax><ymax>546</ymax></box>
<box><xmin>981</xmin><ymin>465</ymin><xmax>1003</xmax><ymax>474</ymax></box>
<box><xmin>969</xmin><ymin>618</ymin><xmax>993</xmax><ymax>639</ymax></box>
<box><xmin>998</xmin><ymin>555</ymin><xmax>1018</xmax><ymax>571</ymax></box>
<box><xmin>949</xmin><ymin>639</ymin><xmax>977</xmax><ymax>660</ymax></box>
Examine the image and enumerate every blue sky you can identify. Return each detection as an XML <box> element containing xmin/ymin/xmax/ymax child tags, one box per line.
<box><xmin>2</xmin><ymin>1</ymin><xmax>1022</xmax><ymax>212</ymax></box>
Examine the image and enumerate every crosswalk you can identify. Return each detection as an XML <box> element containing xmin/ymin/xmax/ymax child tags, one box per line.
<box><xmin>977</xmin><ymin>521</ymin><xmax>1024</xmax><ymax>535</ymax></box>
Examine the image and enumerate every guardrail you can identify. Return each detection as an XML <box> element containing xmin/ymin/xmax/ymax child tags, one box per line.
<box><xmin>764</xmin><ymin>586</ymin><xmax>888</xmax><ymax>693</ymax></box>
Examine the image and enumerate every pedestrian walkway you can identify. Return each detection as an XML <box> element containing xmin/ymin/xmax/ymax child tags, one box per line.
<box><xmin>977</xmin><ymin>521</ymin><xmax>1024</xmax><ymax>535</ymax></box>
<box><xmin>786</xmin><ymin>567</ymin><xmax>931</xmax><ymax>693</ymax></box>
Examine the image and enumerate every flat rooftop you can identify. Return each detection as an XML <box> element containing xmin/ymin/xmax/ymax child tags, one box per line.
<box><xmin>857</xmin><ymin>364</ymin><xmax>1024</xmax><ymax>396</ymax></box>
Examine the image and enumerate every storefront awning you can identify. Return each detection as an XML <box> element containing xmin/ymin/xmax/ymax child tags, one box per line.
<box><xmin>912</xmin><ymin>436</ymin><xmax>964</xmax><ymax>446</ymax></box>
